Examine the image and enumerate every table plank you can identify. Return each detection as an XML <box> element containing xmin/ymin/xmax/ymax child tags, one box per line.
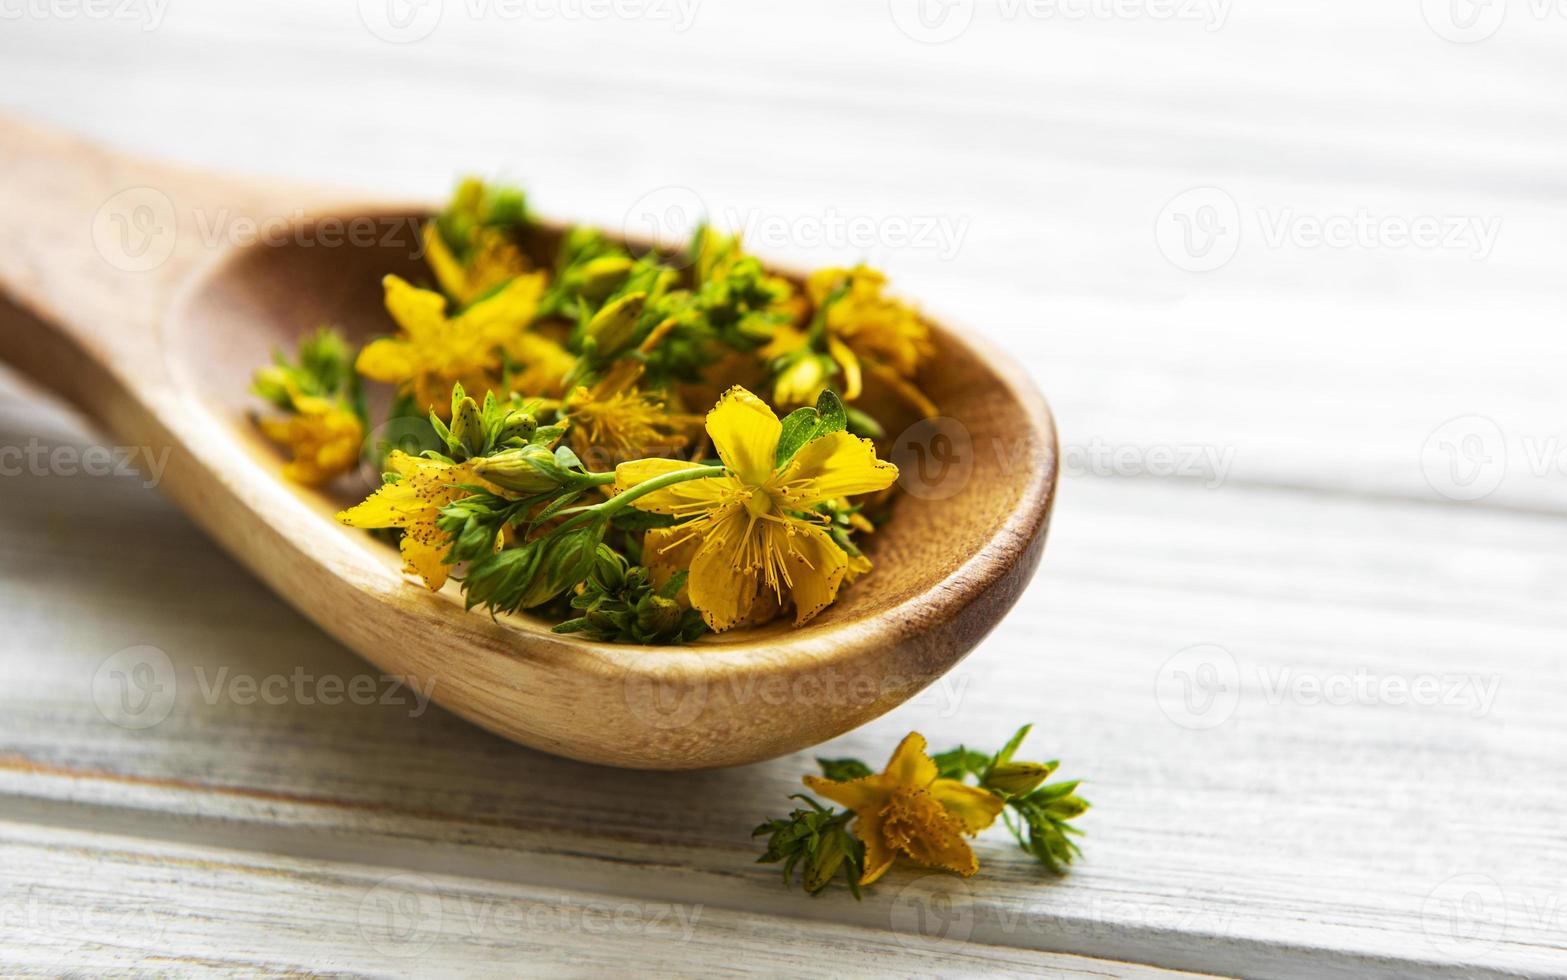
<box><xmin>0</xmin><ymin>820</ymin><xmax>1200</xmax><ymax>978</ymax></box>
<box><xmin>1</xmin><ymin>374</ymin><xmax>1561</xmax><ymax>978</ymax></box>
<box><xmin>1</xmin><ymin>3</ymin><xmax>1564</xmax><ymax>976</ymax></box>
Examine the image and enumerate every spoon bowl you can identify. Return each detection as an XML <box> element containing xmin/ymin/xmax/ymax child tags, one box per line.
<box><xmin>0</xmin><ymin>115</ymin><xmax>1057</xmax><ymax>768</ymax></box>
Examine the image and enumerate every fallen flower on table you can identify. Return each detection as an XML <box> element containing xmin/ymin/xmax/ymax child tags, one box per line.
<box><xmin>753</xmin><ymin>725</ymin><xmax>1089</xmax><ymax>897</ymax></box>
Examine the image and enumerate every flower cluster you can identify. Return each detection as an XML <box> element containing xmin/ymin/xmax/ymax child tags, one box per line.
<box><xmin>754</xmin><ymin>726</ymin><xmax>1089</xmax><ymax>897</ymax></box>
<box><xmin>251</xmin><ymin>179</ymin><xmax>936</xmax><ymax>643</ymax></box>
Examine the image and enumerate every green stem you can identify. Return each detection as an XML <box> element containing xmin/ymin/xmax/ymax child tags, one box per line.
<box><xmin>806</xmin><ymin>282</ymin><xmax>848</xmax><ymax>346</ymax></box>
<box><xmin>555</xmin><ymin>464</ymin><xmax>727</xmax><ymax>532</ymax></box>
<box><xmin>601</xmin><ymin>464</ymin><xmax>727</xmax><ymax>515</ymax></box>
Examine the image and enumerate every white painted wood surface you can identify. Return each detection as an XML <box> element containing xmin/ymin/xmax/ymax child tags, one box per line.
<box><xmin>1</xmin><ymin>2</ymin><xmax>1564</xmax><ymax>976</ymax></box>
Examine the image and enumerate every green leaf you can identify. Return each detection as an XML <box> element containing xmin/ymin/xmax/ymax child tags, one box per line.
<box><xmin>1002</xmin><ymin>775</ymin><xmax>1090</xmax><ymax>875</ymax></box>
<box><xmin>752</xmin><ymin>797</ymin><xmax>864</xmax><ymax>898</ymax></box>
<box><xmin>816</xmin><ymin>757</ymin><xmax>874</xmax><ymax>782</ymax></box>
<box><xmin>845</xmin><ymin>405</ymin><xmax>885</xmax><ymax>439</ymax></box>
<box><xmin>530</xmin><ymin>488</ymin><xmax>586</xmax><ymax>524</ymax></box>
<box><xmin>546</xmin><ymin>549</ymin><xmax>703</xmax><ymax>645</ymax></box>
<box><xmin>774</xmin><ymin>407</ymin><xmax>822</xmax><ymax>465</ymax></box>
<box><xmin>773</xmin><ymin>389</ymin><xmax>850</xmax><ymax>466</ymax></box>
<box><xmin>990</xmin><ymin>724</ymin><xmax>1033</xmax><ymax>771</ymax></box>
<box><xmin>814</xmin><ymin>389</ymin><xmax>847</xmax><ymax>437</ymax></box>
<box><xmin>462</xmin><ymin>542</ymin><xmax>543</xmax><ymax>614</ymax></box>
<box><xmin>611</xmin><ymin>509</ymin><xmax>681</xmax><ymax>532</ymax></box>
<box><xmin>932</xmin><ymin>746</ymin><xmax>989</xmax><ymax>781</ymax></box>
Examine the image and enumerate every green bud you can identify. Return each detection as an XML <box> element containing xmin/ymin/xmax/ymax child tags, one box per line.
<box><xmin>450</xmin><ymin>512</ymin><xmax>500</xmax><ymax>564</ymax></box>
<box><xmin>251</xmin><ymin>366</ymin><xmax>294</xmax><ymax>410</ymax></box>
<box><xmin>593</xmin><ymin>544</ymin><xmax>628</xmax><ymax>590</ymax></box>
<box><xmin>498</xmin><ymin>409</ymin><xmax>538</xmax><ymax>445</ymax></box>
<box><xmin>576</xmin><ymin>256</ymin><xmax>635</xmax><ymax>303</ymax></box>
<box><xmin>773</xmin><ymin>353</ymin><xmax>831</xmax><ymax>407</ymax></box>
<box><xmin>635</xmin><ymin>594</ymin><xmax>682</xmax><ymax>638</ymax></box>
<box><xmin>451</xmin><ymin>177</ymin><xmax>486</xmax><ymax>220</ymax></box>
<box><xmin>452</xmin><ymin>395</ymin><xmax>485</xmax><ymax>457</ymax></box>
<box><xmin>692</xmin><ymin>225</ymin><xmax>738</xmax><ymax>283</ymax></box>
<box><xmin>517</xmin><ymin>522</ymin><xmax>604</xmax><ymax>609</ymax></box>
<box><xmin>297</xmin><ymin>328</ymin><xmax>353</xmax><ymax>392</ymax></box>
<box><xmin>463</xmin><ymin>542</ymin><xmax>542</xmax><ymax>614</ymax></box>
<box><xmin>585</xmin><ymin>291</ymin><xmax>646</xmax><ymax>357</ymax></box>
<box><xmin>473</xmin><ymin>444</ymin><xmax>565</xmax><ymax>494</ymax></box>
<box><xmin>487</xmin><ymin>187</ymin><xmax>529</xmax><ymax>229</ymax></box>
<box><xmin>804</xmin><ymin>829</ymin><xmax>849</xmax><ymax>894</ymax></box>
<box><xmin>984</xmin><ymin>762</ymin><xmax>1057</xmax><ymax>797</ymax></box>
<box><xmin>1043</xmin><ymin>795</ymin><xmax>1090</xmax><ymax>820</ymax></box>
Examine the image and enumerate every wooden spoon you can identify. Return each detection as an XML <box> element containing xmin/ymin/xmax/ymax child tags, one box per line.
<box><xmin>0</xmin><ymin>114</ymin><xmax>1058</xmax><ymax>769</ymax></box>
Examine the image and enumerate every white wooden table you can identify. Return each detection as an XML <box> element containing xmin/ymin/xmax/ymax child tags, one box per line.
<box><xmin>2</xmin><ymin>2</ymin><xmax>1565</xmax><ymax>976</ymax></box>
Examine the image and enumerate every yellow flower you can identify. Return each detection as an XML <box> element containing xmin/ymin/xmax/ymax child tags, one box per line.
<box><xmin>356</xmin><ymin>273</ymin><xmax>545</xmax><ymax>415</ymax></box>
<box><xmin>423</xmin><ymin>222</ymin><xmax>530</xmax><ymax>307</ymax></box>
<box><xmin>336</xmin><ymin>450</ymin><xmax>494</xmax><ymax>591</ymax></box>
<box><xmin>642</xmin><ymin>526</ymin><xmax>785</xmax><ymax>627</ymax></box>
<box><xmin>258</xmin><ymin>391</ymin><xmax>363</xmax><ymax>486</ymax></box>
<box><xmin>766</xmin><ymin>338</ymin><xmax>862</xmax><ymax>408</ymax></box>
<box><xmin>642</xmin><ymin>524</ymin><xmax>698</xmax><ymax>608</ymax></box>
<box><xmin>804</xmin><ymin>265</ymin><xmax>936</xmax><ymax>416</ymax></box>
<box><xmin>565</xmin><ymin>360</ymin><xmax>698</xmax><ymax>468</ymax></box>
<box><xmin>808</xmin><ymin>265</ymin><xmax>930</xmax><ymax>377</ymax></box>
<box><xmin>804</xmin><ymin>732</ymin><xmax>1005</xmax><ymax>885</ymax></box>
<box><xmin>764</xmin><ymin>339</ymin><xmax>845</xmax><ymax>408</ymax></box>
<box><xmin>833</xmin><ymin>501</ymin><xmax>876</xmax><ymax>583</ymax></box>
<box><xmin>508</xmin><ymin>331</ymin><xmax>577</xmax><ymax>399</ymax></box>
<box><xmin>614</xmin><ymin>386</ymin><xmax>898</xmax><ymax>631</ymax></box>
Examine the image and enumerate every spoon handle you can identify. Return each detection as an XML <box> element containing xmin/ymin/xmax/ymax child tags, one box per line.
<box><xmin>0</xmin><ymin>113</ymin><xmax>271</xmax><ymax>424</ymax></box>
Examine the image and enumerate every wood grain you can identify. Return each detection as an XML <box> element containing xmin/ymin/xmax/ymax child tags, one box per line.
<box><xmin>0</xmin><ymin>115</ymin><xmax>1057</xmax><ymax>769</ymax></box>
<box><xmin>0</xmin><ymin>1</ymin><xmax>1563</xmax><ymax>975</ymax></box>
<box><xmin>0</xmin><ymin>820</ymin><xmax>1208</xmax><ymax>978</ymax></box>
<box><xmin>1</xmin><ymin>372</ymin><xmax>1563</xmax><ymax>977</ymax></box>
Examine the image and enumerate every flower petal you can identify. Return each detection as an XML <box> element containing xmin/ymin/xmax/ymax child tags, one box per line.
<box><xmin>643</xmin><ymin>524</ymin><xmax>700</xmax><ymax>571</ymax></box>
<box><xmin>643</xmin><ymin>524</ymin><xmax>702</xmax><ymax>602</ymax></box>
<box><xmin>864</xmin><ymin>358</ymin><xmax>939</xmax><ymax>418</ymax></box>
<box><xmin>853</xmin><ymin>808</ymin><xmax>898</xmax><ymax>886</ymax></box>
<box><xmin>399</xmin><ymin>529</ymin><xmax>450</xmax><ymax>591</ymax></box>
<box><xmin>355</xmin><ymin>337</ymin><xmax>417</xmax><ymax>385</ymax></box>
<box><xmin>929</xmin><ymin>778</ymin><xmax>1006</xmax><ymax>834</ymax></box>
<box><xmin>686</xmin><ymin>507</ymin><xmax>759</xmax><ymax>631</ymax></box>
<box><xmin>778</xmin><ymin>431</ymin><xmax>898</xmax><ymax>505</ymax></box>
<box><xmin>826</xmin><ymin>334</ymin><xmax>863</xmax><ymax>401</ymax></box>
<box><xmin>256</xmin><ymin>415</ymin><xmax>295</xmax><ymax>446</ymax></box>
<box><xmin>382</xmin><ymin>274</ymin><xmax>448</xmax><ymax>338</ymax></box>
<box><xmin>336</xmin><ymin>479</ymin><xmax>425</xmax><ymax>529</ymax></box>
<box><xmin>459</xmin><ymin>272</ymin><xmax>545</xmax><ymax>347</ymax></box>
<box><xmin>883</xmin><ymin>732</ymin><xmax>938</xmax><ymax>789</ymax></box>
<box><xmin>897</xmin><ymin>817</ymin><xmax>981</xmax><ymax>877</ymax></box>
<box><xmin>802</xmin><ymin>774</ymin><xmax>890</xmax><ymax>814</ymax></box>
<box><xmin>422</xmin><ymin>223</ymin><xmax>467</xmax><ymax>302</ymax></box>
<box><xmin>384</xmin><ymin>449</ymin><xmax>433</xmax><ymax>480</ymax></box>
<box><xmin>781</xmin><ymin>523</ymin><xmax>848</xmax><ymax>626</ymax></box>
<box><xmin>282</xmin><ymin>459</ymin><xmax>330</xmax><ymax>485</ymax></box>
<box><xmin>706</xmin><ymin>386</ymin><xmax>781</xmax><ymax>486</ymax></box>
<box><xmin>506</xmin><ymin>332</ymin><xmax>576</xmax><ymax>398</ymax></box>
<box><xmin>805</xmin><ymin>267</ymin><xmax>853</xmax><ymax>307</ymax></box>
<box><xmin>615</xmin><ymin>460</ymin><xmax>736</xmax><ymax>515</ymax></box>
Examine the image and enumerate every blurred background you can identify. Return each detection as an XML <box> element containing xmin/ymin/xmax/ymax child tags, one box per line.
<box><xmin>4</xmin><ymin>0</ymin><xmax>1566</xmax><ymax>506</ymax></box>
<box><xmin>1</xmin><ymin>2</ymin><xmax>1566</xmax><ymax>975</ymax></box>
